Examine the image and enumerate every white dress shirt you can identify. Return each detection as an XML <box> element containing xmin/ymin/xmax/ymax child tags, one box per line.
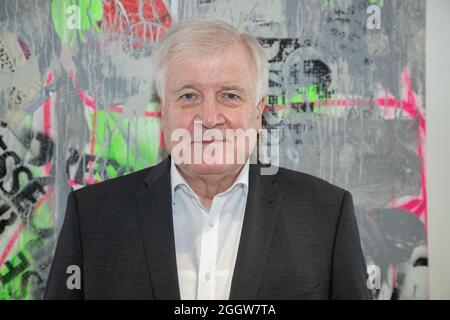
<box><xmin>170</xmin><ymin>158</ymin><xmax>249</xmax><ymax>300</ymax></box>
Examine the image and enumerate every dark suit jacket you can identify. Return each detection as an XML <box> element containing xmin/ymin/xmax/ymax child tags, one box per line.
<box><xmin>44</xmin><ymin>156</ymin><xmax>371</xmax><ymax>300</ymax></box>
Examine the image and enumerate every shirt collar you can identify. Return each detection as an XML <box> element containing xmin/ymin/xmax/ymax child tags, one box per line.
<box><xmin>170</xmin><ymin>157</ymin><xmax>250</xmax><ymax>204</ymax></box>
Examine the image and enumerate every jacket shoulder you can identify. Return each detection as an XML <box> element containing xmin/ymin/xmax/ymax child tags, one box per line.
<box><xmin>73</xmin><ymin>162</ymin><xmax>157</xmax><ymax>199</ymax></box>
<box><xmin>273</xmin><ymin>166</ymin><xmax>349</xmax><ymax>205</ymax></box>
<box><xmin>275</xmin><ymin>166</ymin><xmax>346</xmax><ymax>191</ymax></box>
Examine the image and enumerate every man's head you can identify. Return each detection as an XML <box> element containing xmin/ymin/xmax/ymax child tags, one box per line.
<box><xmin>152</xmin><ymin>19</ymin><xmax>268</xmax><ymax>177</ymax></box>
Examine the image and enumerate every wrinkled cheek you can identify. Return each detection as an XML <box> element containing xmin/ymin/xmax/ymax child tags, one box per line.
<box><xmin>165</xmin><ymin>123</ymin><xmax>193</xmax><ymax>153</ymax></box>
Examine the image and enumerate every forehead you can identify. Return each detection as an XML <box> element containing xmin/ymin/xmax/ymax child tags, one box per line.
<box><xmin>164</xmin><ymin>42</ymin><xmax>257</xmax><ymax>92</ymax></box>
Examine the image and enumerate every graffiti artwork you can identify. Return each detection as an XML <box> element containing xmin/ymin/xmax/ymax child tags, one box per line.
<box><xmin>0</xmin><ymin>0</ymin><xmax>426</xmax><ymax>299</ymax></box>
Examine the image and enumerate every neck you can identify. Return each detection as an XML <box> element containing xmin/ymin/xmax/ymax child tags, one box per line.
<box><xmin>176</xmin><ymin>164</ymin><xmax>244</xmax><ymax>210</ymax></box>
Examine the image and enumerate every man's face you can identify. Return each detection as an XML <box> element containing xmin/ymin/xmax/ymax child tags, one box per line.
<box><xmin>160</xmin><ymin>41</ymin><xmax>264</xmax><ymax>177</ymax></box>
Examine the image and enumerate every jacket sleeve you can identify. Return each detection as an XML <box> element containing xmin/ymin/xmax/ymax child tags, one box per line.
<box><xmin>44</xmin><ymin>190</ymin><xmax>84</xmax><ymax>299</ymax></box>
<box><xmin>330</xmin><ymin>190</ymin><xmax>372</xmax><ymax>300</ymax></box>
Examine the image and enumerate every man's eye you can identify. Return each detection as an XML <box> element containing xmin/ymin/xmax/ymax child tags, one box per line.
<box><xmin>180</xmin><ymin>93</ymin><xmax>195</xmax><ymax>100</ymax></box>
<box><xmin>224</xmin><ymin>93</ymin><xmax>239</xmax><ymax>100</ymax></box>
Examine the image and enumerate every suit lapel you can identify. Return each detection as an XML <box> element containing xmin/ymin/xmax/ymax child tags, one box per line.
<box><xmin>136</xmin><ymin>157</ymin><xmax>181</xmax><ymax>299</ymax></box>
<box><xmin>229</xmin><ymin>163</ymin><xmax>282</xmax><ymax>299</ymax></box>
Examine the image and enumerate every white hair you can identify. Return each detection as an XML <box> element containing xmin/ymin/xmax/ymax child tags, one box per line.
<box><xmin>151</xmin><ymin>19</ymin><xmax>269</xmax><ymax>104</ymax></box>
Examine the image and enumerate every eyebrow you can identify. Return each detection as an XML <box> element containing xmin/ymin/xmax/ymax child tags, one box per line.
<box><xmin>172</xmin><ymin>84</ymin><xmax>246</xmax><ymax>93</ymax></box>
<box><xmin>219</xmin><ymin>85</ymin><xmax>246</xmax><ymax>92</ymax></box>
<box><xmin>173</xmin><ymin>85</ymin><xmax>198</xmax><ymax>93</ymax></box>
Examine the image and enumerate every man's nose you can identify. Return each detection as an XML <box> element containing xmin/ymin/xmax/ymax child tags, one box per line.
<box><xmin>200</xmin><ymin>97</ymin><xmax>223</xmax><ymax>128</ymax></box>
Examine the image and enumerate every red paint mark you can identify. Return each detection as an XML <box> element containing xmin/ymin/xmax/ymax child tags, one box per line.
<box><xmin>85</xmin><ymin>176</ymin><xmax>95</xmax><ymax>185</ymax></box>
<box><xmin>74</xmin><ymin>86</ymin><xmax>97</xmax><ymax>110</ymax></box>
<box><xmin>392</xmin><ymin>264</ymin><xmax>397</xmax><ymax>289</ymax></box>
<box><xmin>109</xmin><ymin>105</ymin><xmax>123</xmax><ymax>113</ymax></box>
<box><xmin>102</xmin><ymin>0</ymin><xmax>172</xmax><ymax>49</ymax></box>
<box><xmin>68</xmin><ymin>179</ymin><xmax>79</xmax><ymax>187</ymax></box>
<box><xmin>43</xmin><ymin>73</ymin><xmax>54</xmax><ymax>137</ymax></box>
<box><xmin>88</xmin><ymin>112</ymin><xmax>97</xmax><ymax>183</ymax></box>
<box><xmin>34</xmin><ymin>193</ymin><xmax>49</xmax><ymax>210</ymax></box>
<box><xmin>68</xmin><ymin>179</ymin><xmax>100</xmax><ymax>188</ymax></box>
<box><xmin>0</xmin><ymin>224</ymin><xmax>24</xmax><ymax>267</ymax></box>
<box><xmin>43</xmin><ymin>73</ymin><xmax>54</xmax><ymax>177</ymax></box>
<box><xmin>43</xmin><ymin>74</ymin><xmax>54</xmax><ymax>221</ymax></box>
<box><xmin>90</xmin><ymin>110</ymin><xmax>97</xmax><ymax>155</ymax></box>
<box><xmin>68</xmin><ymin>69</ymin><xmax>96</xmax><ymax>110</ymax></box>
<box><xmin>144</xmin><ymin>111</ymin><xmax>161</xmax><ymax>118</ymax></box>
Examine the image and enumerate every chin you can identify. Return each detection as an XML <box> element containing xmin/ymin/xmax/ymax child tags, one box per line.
<box><xmin>189</xmin><ymin>162</ymin><xmax>232</xmax><ymax>175</ymax></box>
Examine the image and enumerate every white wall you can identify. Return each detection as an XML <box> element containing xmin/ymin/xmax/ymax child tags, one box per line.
<box><xmin>426</xmin><ymin>0</ymin><xmax>450</xmax><ymax>300</ymax></box>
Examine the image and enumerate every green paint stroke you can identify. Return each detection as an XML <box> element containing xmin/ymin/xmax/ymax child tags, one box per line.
<box><xmin>368</xmin><ymin>0</ymin><xmax>383</xmax><ymax>7</ymax></box>
<box><xmin>85</xmin><ymin>106</ymin><xmax>162</xmax><ymax>180</ymax></box>
<box><xmin>51</xmin><ymin>0</ymin><xmax>103</xmax><ymax>47</ymax></box>
<box><xmin>0</xmin><ymin>179</ymin><xmax>54</xmax><ymax>300</ymax></box>
<box><xmin>268</xmin><ymin>84</ymin><xmax>335</xmax><ymax>117</ymax></box>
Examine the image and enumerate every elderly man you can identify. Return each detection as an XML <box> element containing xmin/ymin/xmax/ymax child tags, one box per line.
<box><xmin>44</xmin><ymin>20</ymin><xmax>370</xmax><ymax>300</ymax></box>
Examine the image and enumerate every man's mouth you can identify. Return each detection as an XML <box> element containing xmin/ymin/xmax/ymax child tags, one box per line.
<box><xmin>199</xmin><ymin>140</ymin><xmax>224</xmax><ymax>144</ymax></box>
<box><xmin>191</xmin><ymin>139</ymin><xmax>225</xmax><ymax>144</ymax></box>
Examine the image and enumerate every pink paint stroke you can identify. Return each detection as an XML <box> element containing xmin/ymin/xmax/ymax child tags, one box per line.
<box><xmin>379</xmin><ymin>69</ymin><xmax>427</xmax><ymax>230</ymax></box>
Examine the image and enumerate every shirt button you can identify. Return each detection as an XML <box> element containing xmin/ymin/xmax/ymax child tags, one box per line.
<box><xmin>208</xmin><ymin>221</ymin><xmax>215</xmax><ymax>228</ymax></box>
<box><xmin>205</xmin><ymin>272</ymin><xmax>211</xmax><ymax>281</ymax></box>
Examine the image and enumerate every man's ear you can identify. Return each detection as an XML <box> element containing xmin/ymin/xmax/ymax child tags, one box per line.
<box><xmin>253</xmin><ymin>96</ymin><xmax>265</xmax><ymax>132</ymax></box>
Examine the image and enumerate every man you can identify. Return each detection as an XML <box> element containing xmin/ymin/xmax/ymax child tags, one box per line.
<box><xmin>44</xmin><ymin>19</ymin><xmax>370</xmax><ymax>300</ymax></box>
